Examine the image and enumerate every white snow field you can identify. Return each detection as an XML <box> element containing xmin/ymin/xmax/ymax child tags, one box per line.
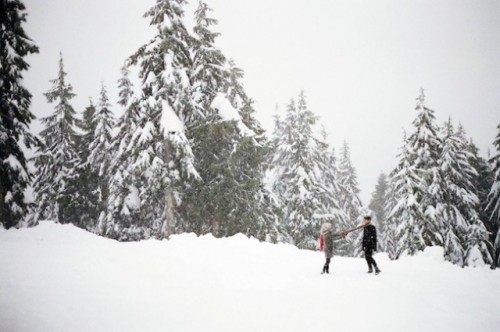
<box><xmin>1</xmin><ymin>221</ymin><xmax>499</xmax><ymax>332</ymax></box>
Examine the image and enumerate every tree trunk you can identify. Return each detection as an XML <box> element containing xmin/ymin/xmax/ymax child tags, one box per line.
<box><xmin>161</xmin><ymin>137</ymin><xmax>174</xmax><ymax>239</ymax></box>
<box><xmin>212</xmin><ymin>218</ymin><xmax>220</xmax><ymax>237</ymax></box>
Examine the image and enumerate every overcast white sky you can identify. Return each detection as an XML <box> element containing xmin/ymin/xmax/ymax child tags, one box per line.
<box><xmin>23</xmin><ymin>0</ymin><xmax>500</xmax><ymax>204</ymax></box>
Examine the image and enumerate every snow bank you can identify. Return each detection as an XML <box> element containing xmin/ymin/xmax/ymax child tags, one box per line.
<box><xmin>1</xmin><ymin>221</ymin><xmax>499</xmax><ymax>332</ymax></box>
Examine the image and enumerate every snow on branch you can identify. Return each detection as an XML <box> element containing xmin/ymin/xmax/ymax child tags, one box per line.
<box><xmin>210</xmin><ymin>93</ymin><xmax>254</xmax><ymax>137</ymax></box>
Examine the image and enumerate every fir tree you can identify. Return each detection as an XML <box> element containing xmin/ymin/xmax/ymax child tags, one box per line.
<box><xmin>338</xmin><ymin>141</ymin><xmax>363</xmax><ymax>223</ymax></box>
<box><xmin>407</xmin><ymin>88</ymin><xmax>442</xmax><ymax>247</ymax></box>
<box><xmin>190</xmin><ymin>0</ymin><xmax>228</xmax><ymax>116</ymax></box>
<box><xmin>32</xmin><ymin>54</ymin><xmax>80</xmax><ymax>224</ymax></box>
<box><xmin>0</xmin><ymin>0</ymin><xmax>39</xmax><ymax>228</ymax></box>
<box><xmin>178</xmin><ymin>1</ymin><xmax>232</xmax><ymax>235</ymax></box>
<box><xmin>182</xmin><ymin>82</ymin><xmax>280</xmax><ymax>239</ymax></box>
<box><xmin>177</xmin><ymin>2</ymin><xmax>280</xmax><ymax>241</ymax></box>
<box><xmin>439</xmin><ymin>121</ymin><xmax>491</xmax><ymax>265</ymax></box>
<box><xmin>101</xmin><ymin>65</ymin><xmax>142</xmax><ymax>237</ymax></box>
<box><xmin>71</xmin><ymin>84</ymin><xmax>116</xmax><ymax>232</ymax></box>
<box><xmin>271</xmin><ymin>92</ymin><xmax>332</xmax><ymax>249</ymax></box>
<box><xmin>383</xmin><ymin>178</ymin><xmax>399</xmax><ymax>259</ymax></box>
<box><xmin>455</xmin><ymin>124</ymin><xmax>491</xmax><ymax>266</ymax></box>
<box><xmin>369</xmin><ymin>172</ymin><xmax>389</xmax><ymax>251</ymax></box>
<box><xmin>102</xmin><ymin>0</ymin><xmax>200</xmax><ymax>240</ymax></box>
<box><xmin>183</xmin><ymin>119</ymin><xmax>246</xmax><ymax>236</ymax></box>
<box><xmin>390</xmin><ymin>89</ymin><xmax>442</xmax><ymax>256</ymax></box>
<box><xmin>88</xmin><ymin>84</ymin><xmax>115</xmax><ymax>221</ymax></box>
<box><xmin>337</xmin><ymin>141</ymin><xmax>363</xmax><ymax>255</ymax></box>
<box><xmin>467</xmin><ymin>139</ymin><xmax>495</xmax><ymax>244</ymax></box>
<box><xmin>438</xmin><ymin>120</ymin><xmax>467</xmax><ymax>264</ymax></box>
<box><xmin>79</xmin><ymin>100</ymin><xmax>97</xmax><ymax>159</ymax></box>
<box><xmin>389</xmin><ymin>132</ymin><xmax>426</xmax><ymax>256</ymax></box>
<box><xmin>319</xmin><ymin>141</ymin><xmax>350</xmax><ymax>255</ymax></box>
<box><xmin>70</xmin><ymin>99</ymin><xmax>99</xmax><ymax>229</ymax></box>
<box><xmin>269</xmin><ymin>103</ymin><xmax>295</xmax><ymax>199</ymax></box>
<box><xmin>487</xmin><ymin>123</ymin><xmax>500</xmax><ymax>267</ymax></box>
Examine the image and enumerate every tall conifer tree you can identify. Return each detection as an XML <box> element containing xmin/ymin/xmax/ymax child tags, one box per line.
<box><xmin>369</xmin><ymin>172</ymin><xmax>389</xmax><ymax>251</ymax></box>
<box><xmin>437</xmin><ymin>120</ymin><xmax>487</xmax><ymax>265</ymax></box>
<box><xmin>407</xmin><ymin>89</ymin><xmax>442</xmax><ymax>246</ymax></box>
<box><xmin>468</xmin><ymin>140</ymin><xmax>494</xmax><ymax>239</ymax></box>
<box><xmin>32</xmin><ymin>54</ymin><xmax>79</xmax><ymax>224</ymax></box>
<box><xmin>383</xmin><ymin>178</ymin><xmax>399</xmax><ymax>259</ymax></box>
<box><xmin>175</xmin><ymin>2</ymin><xmax>280</xmax><ymax>240</ymax></box>
<box><xmin>389</xmin><ymin>132</ymin><xmax>426</xmax><ymax>256</ymax></box>
<box><xmin>71</xmin><ymin>99</ymin><xmax>99</xmax><ymax>229</ymax></box>
<box><xmin>102</xmin><ymin>66</ymin><xmax>143</xmax><ymax>238</ymax></box>
<box><xmin>0</xmin><ymin>0</ymin><xmax>39</xmax><ymax>228</ymax></box>
<box><xmin>338</xmin><ymin>141</ymin><xmax>363</xmax><ymax>255</ymax></box>
<box><xmin>271</xmin><ymin>92</ymin><xmax>333</xmax><ymax>249</ymax></box>
<box><xmin>88</xmin><ymin>84</ymin><xmax>115</xmax><ymax>221</ymax></box>
<box><xmin>487</xmin><ymin>123</ymin><xmax>500</xmax><ymax>267</ymax></box>
<box><xmin>103</xmin><ymin>0</ymin><xmax>200</xmax><ymax>240</ymax></box>
<box><xmin>338</xmin><ymin>141</ymin><xmax>363</xmax><ymax>223</ymax></box>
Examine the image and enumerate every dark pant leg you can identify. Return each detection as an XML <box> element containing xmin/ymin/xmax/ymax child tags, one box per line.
<box><xmin>364</xmin><ymin>248</ymin><xmax>377</xmax><ymax>269</ymax></box>
<box><xmin>324</xmin><ymin>257</ymin><xmax>331</xmax><ymax>273</ymax></box>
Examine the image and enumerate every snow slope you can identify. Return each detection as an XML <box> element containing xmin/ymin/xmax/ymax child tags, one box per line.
<box><xmin>1</xmin><ymin>221</ymin><xmax>499</xmax><ymax>332</ymax></box>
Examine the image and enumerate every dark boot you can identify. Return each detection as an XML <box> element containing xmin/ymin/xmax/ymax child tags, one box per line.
<box><xmin>367</xmin><ymin>265</ymin><xmax>373</xmax><ymax>273</ymax></box>
<box><xmin>375</xmin><ymin>266</ymin><xmax>381</xmax><ymax>275</ymax></box>
<box><xmin>326</xmin><ymin>265</ymin><xmax>330</xmax><ymax>274</ymax></box>
<box><xmin>321</xmin><ymin>266</ymin><xmax>327</xmax><ymax>274</ymax></box>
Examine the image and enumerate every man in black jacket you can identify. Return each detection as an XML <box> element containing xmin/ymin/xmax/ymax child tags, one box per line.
<box><xmin>362</xmin><ymin>216</ymin><xmax>381</xmax><ymax>274</ymax></box>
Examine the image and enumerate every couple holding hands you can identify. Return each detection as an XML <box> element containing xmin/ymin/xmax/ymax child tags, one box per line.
<box><xmin>319</xmin><ymin>216</ymin><xmax>381</xmax><ymax>275</ymax></box>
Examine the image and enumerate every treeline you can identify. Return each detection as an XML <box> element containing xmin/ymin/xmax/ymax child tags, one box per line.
<box><xmin>2</xmin><ymin>0</ymin><xmax>365</xmax><ymax>248</ymax></box>
<box><xmin>29</xmin><ymin>1</ymin><xmax>282</xmax><ymax>242</ymax></box>
<box><xmin>368</xmin><ymin>90</ymin><xmax>500</xmax><ymax>267</ymax></box>
<box><xmin>1</xmin><ymin>0</ymin><xmax>499</xmax><ymax>267</ymax></box>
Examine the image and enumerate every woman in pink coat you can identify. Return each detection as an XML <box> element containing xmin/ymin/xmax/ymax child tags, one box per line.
<box><xmin>319</xmin><ymin>223</ymin><xmax>346</xmax><ymax>274</ymax></box>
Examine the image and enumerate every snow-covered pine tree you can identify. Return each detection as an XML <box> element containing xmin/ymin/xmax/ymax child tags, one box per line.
<box><xmin>271</xmin><ymin>92</ymin><xmax>332</xmax><ymax>249</ymax></box>
<box><xmin>389</xmin><ymin>131</ymin><xmax>427</xmax><ymax>257</ymax></box>
<box><xmin>0</xmin><ymin>0</ymin><xmax>39</xmax><ymax>228</ymax></box>
<box><xmin>213</xmin><ymin>97</ymin><xmax>282</xmax><ymax>240</ymax></box>
<box><xmin>438</xmin><ymin>120</ymin><xmax>468</xmax><ymax>265</ymax></box>
<box><xmin>268</xmin><ymin>109</ymin><xmax>283</xmax><ymax>158</ymax></box>
<box><xmin>86</xmin><ymin>84</ymin><xmax>115</xmax><ymax>230</ymax></box>
<box><xmin>101</xmin><ymin>65</ymin><xmax>143</xmax><ymax>238</ymax></box>
<box><xmin>338</xmin><ymin>141</ymin><xmax>363</xmax><ymax>223</ymax></box>
<box><xmin>176</xmin><ymin>2</ymin><xmax>282</xmax><ymax>241</ymax></box>
<box><xmin>486</xmin><ymin>123</ymin><xmax>500</xmax><ymax>267</ymax></box>
<box><xmin>456</xmin><ymin>125</ymin><xmax>491</xmax><ymax>266</ymax></box>
<box><xmin>318</xmin><ymin>137</ymin><xmax>350</xmax><ymax>255</ymax></box>
<box><xmin>78</xmin><ymin>100</ymin><xmax>97</xmax><ymax>161</ymax></box>
<box><xmin>32</xmin><ymin>54</ymin><xmax>80</xmax><ymax>224</ymax></box>
<box><xmin>69</xmin><ymin>99</ymin><xmax>99</xmax><ymax>229</ymax></box>
<box><xmin>177</xmin><ymin>1</ymin><xmax>232</xmax><ymax>235</ymax></box>
<box><xmin>369</xmin><ymin>172</ymin><xmax>389</xmax><ymax>251</ymax></box>
<box><xmin>438</xmin><ymin>120</ymin><xmax>491</xmax><ymax>266</ymax></box>
<box><xmin>190</xmin><ymin>1</ymin><xmax>227</xmax><ymax>117</ymax></box>
<box><xmin>268</xmin><ymin>102</ymin><xmax>292</xmax><ymax>206</ymax></box>
<box><xmin>103</xmin><ymin>0</ymin><xmax>199</xmax><ymax>240</ymax></box>
<box><xmin>183</xmin><ymin>113</ymin><xmax>248</xmax><ymax>236</ymax></box>
<box><xmin>383</xmin><ymin>176</ymin><xmax>399</xmax><ymax>259</ymax></box>
<box><xmin>467</xmin><ymin>139</ymin><xmax>495</xmax><ymax>242</ymax></box>
<box><xmin>406</xmin><ymin>89</ymin><xmax>443</xmax><ymax>247</ymax></box>
<box><xmin>338</xmin><ymin>141</ymin><xmax>363</xmax><ymax>255</ymax></box>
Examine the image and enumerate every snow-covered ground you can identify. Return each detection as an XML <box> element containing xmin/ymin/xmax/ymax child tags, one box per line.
<box><xmin>1</xmin><ymin>221</ymin><xmax>499</xmax><ymax>332</ymax></box>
